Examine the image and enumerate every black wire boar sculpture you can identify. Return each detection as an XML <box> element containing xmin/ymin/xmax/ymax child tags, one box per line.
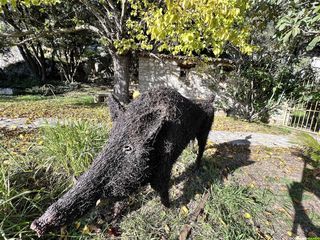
<box><xmin>31</xmin><ymin>87</ymin><xmax>215</xmax><ymax>237</ymax></box>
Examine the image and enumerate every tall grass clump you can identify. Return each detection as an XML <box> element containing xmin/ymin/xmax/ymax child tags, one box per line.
<box><xmin>0</xmin><ymin>120</ymin><xmax>109</xmax><ymax>239</ymax></box>
<box><xmin>194</xmin><ymin>184</ymin><xmax>271</xmax><ymax>240</ymax></box>
<box><xmin>0</xmin><ymin>149</ymin><xmax>68</xmax><ymax>239</ymax></box>
<box><xmin>41</xmin><ymin>120</ymin><xmax>110</xmax><ymax>177</ymax></box>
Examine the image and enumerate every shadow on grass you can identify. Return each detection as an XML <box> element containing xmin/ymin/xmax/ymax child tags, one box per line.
<box><xmin>172</xmin><ymin>136</ymin><xmax>254</xmax><ymax>206</ymax></box>
<box><xmin>92</xmin><ymin>137</ymin><xmax>255</xmax><ymax>235</ymax></box>
<box><xmin>288</xmin><ymin>151</ymin><xmax>320</xmax><ymax>236</ymax></box>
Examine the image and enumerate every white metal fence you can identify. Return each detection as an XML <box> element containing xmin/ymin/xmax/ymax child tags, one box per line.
<box><xmin>283</xmin><ymin>101</ymin><xmax>320</xmax><ymax>134</ymax></box>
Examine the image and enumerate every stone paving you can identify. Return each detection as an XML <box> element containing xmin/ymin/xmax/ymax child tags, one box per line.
<box><xmin>208</xmin><ymin>130</ymin><xmax>297</xmax><ymax>148</ymax></box>
<box><xmin>0</xmin><ymin>117</ymin><xmax>62</xmax><ymax>129</ymax></box>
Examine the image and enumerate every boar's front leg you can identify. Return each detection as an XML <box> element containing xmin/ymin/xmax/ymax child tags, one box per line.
<box><xmin>150</xmin><ymin>159</ymin><xmax>172</xmax><ymax>208</ymax></box>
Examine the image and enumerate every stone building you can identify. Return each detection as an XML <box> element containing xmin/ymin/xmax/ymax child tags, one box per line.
<box><xmin>138</xmin><ymin>53</ymin><xmax>234</xmax><ymax>99</ymax></box>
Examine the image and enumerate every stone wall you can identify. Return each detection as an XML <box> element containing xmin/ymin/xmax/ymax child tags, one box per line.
<box><xmin>138</xmin><ymin>56</ymin><xmax>213</xmax><ymax>99</ymax></box>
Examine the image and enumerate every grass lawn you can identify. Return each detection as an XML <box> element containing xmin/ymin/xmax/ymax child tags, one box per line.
<box><xmin>0</xmin><ymin>88</ymin><xmax>291</xmax><ymax>135</ymax></box>
<box><xmin>213</xmin><ymin>115</ymin><xmax>292</xmax><ymax>135</ymax></box>
<box><xmin>0</xmin><ymin>89</ymin><xmax>318</xmax><ymax>239</ymax></box>
<box><xmin>0</xmin><ymin>124</ymin><xmax>273</xmax><ymax>239</ymax></box>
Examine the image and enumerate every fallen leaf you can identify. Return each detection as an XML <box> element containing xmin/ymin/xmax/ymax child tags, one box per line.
<box><xmin>82</xmin><ymin>225</ymin><xmax>90</xmax><ymax>234</ymax></box>
<box><xmin>132</xmin><ymin>90</ymin><xmax>140</xmax><ymax>99</ymax></box>
<box><xmin>74</xmin><ymin>221</ymin><xmax>81</xmax><ymax>229</ymax></box>
<box><xmin>164</xmin><ymin>224</ymin><xmax>170</xmax><ymax>234</ymax></box>
<box><xmin>180</xmin><ymin>206</ymin><xmax>189</xmax><ymax>216</ymax></box>
<box><xmin>60</xmin><ymin>226</ymin><xmax>68</xmax><ymax>240</ymax></box>
<box><xmin>10</xmin><ymin>125</ymin><xmax>17</xmax><ymax>130</ymax></box>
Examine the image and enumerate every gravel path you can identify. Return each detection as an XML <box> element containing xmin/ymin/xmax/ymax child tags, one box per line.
<box><xmin>0</xmin><ymin>117</ymin><xmax>301</xmax><ymax>148</ymax></box>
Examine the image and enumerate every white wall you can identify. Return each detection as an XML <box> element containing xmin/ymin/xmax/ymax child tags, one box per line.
<box><xmin>0</xmin><ymin>47</ymin><xmax>24</xmax><ymax>68</ymax></box>
<box><xmin>139</xmin><ymin>56</ymin><xmax>213</xmax><ymax>99</ymax></box>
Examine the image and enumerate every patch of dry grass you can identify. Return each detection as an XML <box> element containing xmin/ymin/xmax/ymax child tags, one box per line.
<box><xmin>213</xmin><ymin>115</ymin><xmax>291</xmax><ymax>135</ymax></box>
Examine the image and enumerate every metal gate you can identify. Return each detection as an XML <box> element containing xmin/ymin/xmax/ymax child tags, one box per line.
<box><xmin>283</xmin><ymin>101</ymin><xmax>320</xmax><ymax>134</ymax></box>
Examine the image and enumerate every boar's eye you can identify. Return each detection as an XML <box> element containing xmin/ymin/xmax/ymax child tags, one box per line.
<box><xmin>123</xmin><ymin>144</ymin><xmax>133</xmax><ymax>153</ymax></box>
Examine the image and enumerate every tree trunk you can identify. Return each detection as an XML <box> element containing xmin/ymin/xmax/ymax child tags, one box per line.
<box><xmin>18</xmin><ymin>44</ymin><xmax>47</xmax><ymax>83</ymax></box>
<box><xmin>111</xmin><ymin>52</ymin><xmax>130</xmax><ymax>104</ymax></box>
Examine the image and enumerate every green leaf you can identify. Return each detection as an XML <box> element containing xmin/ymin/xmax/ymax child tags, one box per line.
<box><xmin>291</xmin><ymin>26</ymin><xmax>300</xmax><ymax>38</ymax></box>
<box><xmin>306</xmin><ymin>36</ymin><xmax>320</xmax><ymax>51</ymax></box>
<box><xmin>310</xmin><ymin>14</ymin><xmax>320</xmax><ymax>24</ymax></box>
<box><xmin>282</xmin><ymin>30</ymin><xmax>292</xmax><ymax>43</ymax></box>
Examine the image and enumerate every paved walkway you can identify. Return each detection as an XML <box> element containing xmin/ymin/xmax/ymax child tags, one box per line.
<box><xmin>0</xmin><ymin>117</ymin><xmax>61</xmax><ymax>129</ymax></box>
<box><xmin>0</xmin><ymin>117</ymin><xmax>299</xmax><ymax>148</ymax></box>
<box><xmin>208</xmin><ymin>131</ymin><xmax>297</xmax><ymax>148</ymax></box>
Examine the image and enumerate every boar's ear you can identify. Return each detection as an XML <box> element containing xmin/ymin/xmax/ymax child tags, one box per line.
<box><xmin>107</xmin><ymin>94</ymin><xmax>125</xmax><ymax>121</ymax></box>
<box><xmin>140</xmin><ymin>107</ymin><xmax>166</xmax><ymax>144</ymax></box>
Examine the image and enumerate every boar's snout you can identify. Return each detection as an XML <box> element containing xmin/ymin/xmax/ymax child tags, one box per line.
<box><xmin>30</xmin><ymin>210</ymin><xmax>58</xmax><ymax>237</ymax></box>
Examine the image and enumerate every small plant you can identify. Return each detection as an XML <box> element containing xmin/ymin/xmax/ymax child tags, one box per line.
<box><xmin>41</xmin><ymin>120</ymin><xmax>110</xmax><ymax>177</ymax></box>
<box><xmin>297</xmin><ymin>133</ymin><xmax>320</xmax><ymax>168</ymax></box>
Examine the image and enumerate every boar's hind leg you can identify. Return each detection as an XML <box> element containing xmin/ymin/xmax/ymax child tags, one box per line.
<box><xmin>150</xmin><ymin>162</ymin><xmax>171</xmax><ymax>208</ymax></box>
<box><xmin>195</xmin><ymin>118</ymin><xmax>212</xmax><ymax>169</ymax></box>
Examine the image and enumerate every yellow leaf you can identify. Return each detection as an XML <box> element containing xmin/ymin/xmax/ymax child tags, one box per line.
<box><xmin>60</xmin><ymin>226</ymin><xmax>68</xmax><ymax>240</ymax></box>
<box><xmin>265</xmin><ymin>234</ymin><xmax>272</xmax><ymax>240</ymax></box>
<box><xmin>164</xmin><ymin>224</ymin><xmax>170</xmax><ymax>234</ymax></box>
<box><xmin>207</xmin><ymin>140</ymin><xmax>214</xmax><ymax>146</ymax></box>
<box><xmin>38</xmin><ymin>140</ymin><xmax>44</xmax><ymax>145</ymax></box>
<box><xmin>132</xmin><ymin>90</ymin><xmax>141</xmax><ymax>99</ymax></box>
<box><xmin>243</xmin><ymin>212</ymin><xmax>251</xmax><ymax>219</ymax></box>
<box><xmin>82</xmin><ymin>225</ymin><xmax>91</xmax><ymax>234</ymax></box>
<box><xmin>180</xmin><ymin>205</ymin><xmax>189</xmax><ymax>216</ymax></box>
<box><xmin>287</xmin><ymin>231</ymin><xmax>293</xmax><ymax>237</ymax></box>
<box><xmin>74</xmin><ymin>221</ymin><xmax>81</xmax><ymax>229</ymax></box>
<box><xmin>10</xmin><ymin>125</ymin><xmax>17</xmax><ymax>130</ymax></box>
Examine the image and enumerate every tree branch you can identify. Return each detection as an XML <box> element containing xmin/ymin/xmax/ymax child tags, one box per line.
<box><xmin>0</xmin><ymin>25</ymin><xmax>105</xmax><ymax>46</ymax></box>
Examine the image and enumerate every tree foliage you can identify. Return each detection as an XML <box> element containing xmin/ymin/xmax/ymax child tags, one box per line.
<box><xmin>0</xmin><ymin>0</ymin><xmax>95</xmax><ymax>83</ymax></box>
<box><xmin>274</xmin><ymin>0</ymin><xmax>320</xmax><ymax>52</ymax></box>
<box><xmin>119</xmin><ymin>0</ymin><xmax>253</xmax><ymax>57</ymax></box>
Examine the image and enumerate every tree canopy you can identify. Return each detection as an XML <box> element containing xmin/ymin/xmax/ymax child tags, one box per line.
<box><xmin>116</xmin><ymin>0</ymin><xmax>254</xmax><ymax>57</ymax></box>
